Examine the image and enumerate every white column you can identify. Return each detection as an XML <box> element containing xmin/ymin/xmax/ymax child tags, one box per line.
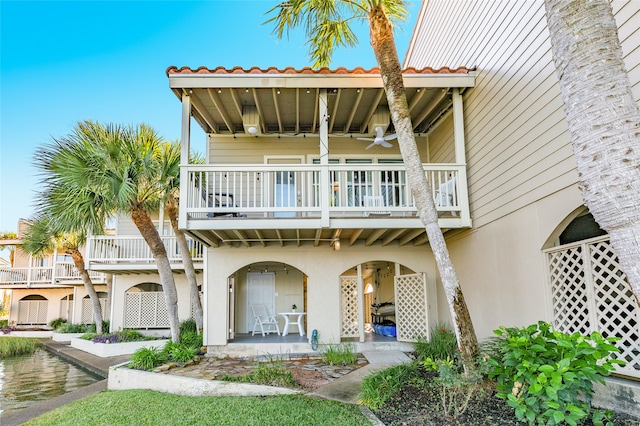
<box><xmin>452</xmin><ymin>88</ymin><xmax>472</xmax><ymax>227</ymax></box>
<box><xmin>319</xmin><ymin>89</ymin><xmax>330</xmax><ymax>227</ymax></box>
<box><xmin>357</xmin><ymin>263</ymin><xmax>364</xmax><ymax>343</ymax></box>
<box><xmin>179</xmin><ymin>92</ymin><xmax>192</xmax><ymax>230</ymax></box>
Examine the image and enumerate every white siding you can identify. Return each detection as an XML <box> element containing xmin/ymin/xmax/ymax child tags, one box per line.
<box><xmin>405</xmin><ymin>0</ymin><xmax>640</xmax><ymax>229</ymax></box>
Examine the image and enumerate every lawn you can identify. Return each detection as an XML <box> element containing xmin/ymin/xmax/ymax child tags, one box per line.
<box><xmin>24</xmin><ymin>390</ymin><xmax>371</xmax><ymax>426</ymax></box>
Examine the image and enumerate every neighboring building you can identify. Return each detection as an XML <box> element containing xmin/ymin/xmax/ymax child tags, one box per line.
<box><xmin>167</xmin><ymin>1</ymin><xmax>639</xmax><ymax>379</ymax></box>
<box><xmin>403</xmin><ymin>0</ymin><xmax>639</xmax><ymax>380</ymax></box>
<box><xmin>0</xmin><ymin>219</ymin><xmax>108</xmax><ymax>326</ymax></box>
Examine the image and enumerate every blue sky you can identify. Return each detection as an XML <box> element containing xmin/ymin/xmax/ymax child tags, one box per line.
<box><xmin>0</xmin><ymin>0</ymin><xmax>419</xmax><ymax>241</ymax></box>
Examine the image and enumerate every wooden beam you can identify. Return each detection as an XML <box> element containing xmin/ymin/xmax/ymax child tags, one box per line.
<box><xmin>399</xmin><ymin>229</ymin><xmax>424</xmax><ymax>246</ymax></box>
<box><xmin>382</xmin><ymin>229</ymin><xmax>405</xmax><ymax>246</ymax></box>
<box><xmin>365</xmin><ymin>229</ymin><xmax>386</xmax><ymax>246</ymax></box>
<box><xmin>349</xmin><ymin>229</ymin><xmax>363</xmax><ymax>246</ymax></box>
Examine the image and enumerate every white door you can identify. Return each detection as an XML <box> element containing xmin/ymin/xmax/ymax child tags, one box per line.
<box><xmin>246</xmin><ymin>272</ymin><xmax>276</xmax><ymax>332</ymax></box>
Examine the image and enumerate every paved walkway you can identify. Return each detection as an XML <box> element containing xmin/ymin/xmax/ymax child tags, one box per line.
<box><xmin>1</xmin><ymin>341</ymin><xmax>410</xmax><ymax>426</ymax></box>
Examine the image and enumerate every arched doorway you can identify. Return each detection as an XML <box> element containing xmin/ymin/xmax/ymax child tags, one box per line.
<box><xmin>544</xmin><ymin>210</ymin><xmax>640</xmax><ymax>379</ymax></box>
<box><xmin>81</xmin><ymin>292</ymin><xmax>107</xmax><ymax>324</ymax></box>
<box><xmin>18</xmin><ymin>294</ymin><xmax>48</xmax><ymax>325</ymax></box>
<box><xmin>60</xmin><ymin>293</ymin><xmax>74</xmax><ymax>322</ymax></box>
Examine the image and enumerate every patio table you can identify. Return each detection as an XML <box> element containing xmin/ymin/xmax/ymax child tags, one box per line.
<box><xmin>278</xmin><ymin>312</ymin><xmax>306</xmax><ymax>336</ymax></box>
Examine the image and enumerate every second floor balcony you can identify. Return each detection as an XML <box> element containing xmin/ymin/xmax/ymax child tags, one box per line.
<box><xmin>180</xmin><ymin>163</ymin><xmax>471</xmax><ymax>248</ymax></box>
<box><xmin>0</xmin><ymin>263</ymin><xmax>107</xmax><ymax>288</ymax></box>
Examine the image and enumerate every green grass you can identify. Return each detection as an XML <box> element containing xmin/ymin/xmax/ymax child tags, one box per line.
<box><xmin>221</xmin><ymin>359</ymin><xmax>297</xmax><ymax>388</ymax></box>
<box><xmin>0</xmin><ymin>336</ymin><xmax>42</xmax><ymax>357</ymax></box>
<box><xmin>321</xmin><ymin>342</ymin><xmax>358</xmax><ymax>366</ymax></box>
<box><xmin>24</xmin><ymin>390</ymin><xmax>370</xmax><ymax>426</ymax></box>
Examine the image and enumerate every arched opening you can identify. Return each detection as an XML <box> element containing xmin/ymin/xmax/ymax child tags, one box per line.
<box><xmin>60</xmin><ymin>293</ymin><xmax>74</xmax><ymax>322</ymax></box>
<box><xmin>544</xmin><ymin>209</ymin><xmax>640</xmax><ymax>379</ymax></box>
<box><xmin>81</xmin><ymin>291</ymin><xmax>107</xmax><ymax>324</ymax></box>
<box><xmin>124</xmin><ymin>282</ymin><xmax>168</xmax><ymax>329</ymax></box>
<box><xmin>230</xmin><ymin>262</ymin><xmax>307</xmax><ymax>341</ymax></box>
<box><xmin>18</xmin><ymin>294</ymin><xmax>48</xmax><ymax>325</ymax></box>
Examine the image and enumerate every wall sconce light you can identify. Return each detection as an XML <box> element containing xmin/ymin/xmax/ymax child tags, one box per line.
<box><xmin>247</xmin><ymin>265</ymin><xmax>251</xmax><ymax>272</ymax></box>
<box><xmin>263</xmin><ymin>266</ymin><xmax>269</xmax><ymax>273</ymax></box>
<box><xmin>333</xmin><ymin>238</ymin><xmax>341</xmax><ymax>251</ymax></box>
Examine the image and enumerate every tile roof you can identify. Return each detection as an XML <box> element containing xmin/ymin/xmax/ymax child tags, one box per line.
<box><xmin>165</xmin><ymin>65</ymin><xmax>473</xmax><ymax>77</ymax></box>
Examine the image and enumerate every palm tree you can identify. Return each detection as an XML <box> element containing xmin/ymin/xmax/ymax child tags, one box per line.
<box><xmin>544</xmin><ymin>0</ymin><xmax>640</xmax><ymax>304</ymax></box>
<box><xmin>157</xmin><ymin>141</ymin><xmax>204</xmax><ymax>333</ymax></box>
<box><xmin>36</xmin><ymin>120</ymin><xmax>182</xmax><ymax>342</ymax></box>
<box><xmin>0</xmin><ymin>232</ymin><xmax>18</xmax><ymax>267</ymax></box>
<box><xmin>266</xmin><ymin>0</ymin><xmax>479</xmax><ymax>362</ymax></box>
<box><xmin>21</xmin><ymin>216</ymin><xmax>104</xmax><ymax>333</ymax></box>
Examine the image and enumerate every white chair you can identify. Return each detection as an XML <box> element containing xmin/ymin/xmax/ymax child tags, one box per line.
<box><xmin>435</xmin><ymin>177</ymin><xmax>457</xmax><ymax>216</ymax></box>
<box><xmin>251</xmin><ymin>304</ymin><xmax>281</xmax><ymax>336</ymax></box>
<box><xmin>363</xmin><ymin>195</ymin><xmax>391</xmax><ymax>217</ymax></box>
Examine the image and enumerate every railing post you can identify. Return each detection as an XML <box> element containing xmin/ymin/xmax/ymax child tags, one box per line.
<box><xmin>179</xmin><ymin>92</ymin><xmax>192</xmax><ymax>230</ymax></box>
<box><xmin>319</xmin><ymin>89</ymin><xmax>330</xmax><ymax>226</ymax></box>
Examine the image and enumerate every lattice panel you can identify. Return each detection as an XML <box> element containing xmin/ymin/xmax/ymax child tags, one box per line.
<box><xmin>81</xmin><ymin>298</ymin><xmax>107</xmax><ymax>324</ymax></box>
<box><xmin>547</xmin><ymin>247</ymin><xmax>590</xmax><ymax>334</ymax></box>
<box><xmin>124</xmin><ymin>292</ymin><xmax>169</xmax><ymax>328</ymax></box>
<box><xmin>341</xmin><ymin>277</ymin><xmax>359</xmax><ymax>338</ymax></box>
<box><xmin>395</xmin><ymin>274</ymin><xmax>428</xmax><ymax>342</ymax></box>
<box><xmin>59</xmin><ymin>300</ymin><xmax>73</xmax><ymax>321</ymax></box>
<box><xmin>17</xmin><ymin>300</ymin><xmax>48</xmax><ymax>325</ymax></box>
<box><xmin>546</xmin><ymin>237</ymin><xmax>640</xmax><ymax>379</ymax></box>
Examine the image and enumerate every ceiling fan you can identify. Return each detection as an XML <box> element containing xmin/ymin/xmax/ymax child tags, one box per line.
<box><xmin>358</xmin><ymin>126</ymin><xmax>397</xmax><ymax>149</ymax></box>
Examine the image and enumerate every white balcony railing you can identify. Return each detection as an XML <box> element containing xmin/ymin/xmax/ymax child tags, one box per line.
<box><xmin>0</xmin><ymin>263</ymin><xmax>106</xmax><ymax>287</ymax></box>
<box><xmin>88</xmin><ymin>235</ymin><xmax>205</xmax><ymax>264</ymax></box>
<box><xmin>183</xmin><ymin>163</ymin><xmax>468</xmax><ymax>223</ymax></box>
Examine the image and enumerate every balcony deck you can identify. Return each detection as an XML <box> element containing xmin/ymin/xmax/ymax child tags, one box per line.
<box><xmin>180</xmin><ymin>163</ymin><xmax>471</xmax><ymax>248</ymax></box>
<box><xmin>0</xmin><ymin>263</ymin><xmax>107</xmax><ymax>289</ymax></box>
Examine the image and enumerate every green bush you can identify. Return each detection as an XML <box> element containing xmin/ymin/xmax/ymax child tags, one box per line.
<box><xmin>321</xmin><ymin>342</ymin><xmax>357</xmax><ymax>366</ymax></box>
<box><xmin>414</xmin><ymin>323</ymin><xmax>458</xmax><ymax>362</ymax></box>
<box><xmin>359</xmin><ymin>363</ymin><xmax>418</xmax><ymax>410</ymax></box>
<box><xmin>0</xmin><ymin>336</ymin><xmax>42</xmax><ymax>357</ymax></box>
<box><xmin>221</xmin><ymin>358</ymin><xmax>296</xmax><ymax>388</ymax></box>
<box><xmin>49</xmin><ymin>317</ymin><xmax>68</xmax><ymax>330</ymax></box>
<box><xmin>179</xmin><ymin>319</ymin><xmax>197</xmax><ymax>336</ymax></box>
<box><xmin>488</xmin><ymin>321</ymin><xmax>624</xmax><ymax>426</ymax></box>
<box><xmin>0</xmin><ymin>319</ymin><xmax>8</xmax><ymax>329</ymax></box>
<box><xmin>169</xmin><ymin>343</ymin><xmax>198</xmax><ymax>362</ymax></box>
<box><xmin>56</xmin><ymin>323</ymin><xmax>93</xmax><ymax>333</ymax></box>
<box><xmin>129</xmin><ymin>347</ymin><xmax>168</xmax><ymax>371</ymax></box>
<box><xmin>180</xmin><ymin>331</ymin><xmax>203</xmax><ymax>349</ymax></box>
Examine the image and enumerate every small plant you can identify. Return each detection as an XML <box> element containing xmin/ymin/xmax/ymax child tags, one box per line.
<box><xmin>1</xmin><ymin>325</ymin><xmax>17</xmax><ymax>334</ymax></box>
<box><xmin>49</xmin><ymin>317</ymin><xmax>68</xmax><ymax>330</ymax></box>
<box><xmin>0</xmin><ymin>336</ymin><xmax>42</xmax><ymax>357</ymax></box>
<box><xmin>56</xmin><ymin>323</ymin><xmax>93</xmax><ymax>333</ymax></box>
<box><xmin>322</xmin><ymin>342</ymin><xmax>357</xmax><ymax>366</ymax></box>
<box><xmin>423</xmin><ymin>356</ymin><xmax>486</xmax><ymax>420</ymax></box>
<box><xmin>221</xmin><ymin>358</ymin><xmax>296</xmax><ymax>388</ymax></box>
<box><xmin>169</xmin><ymin>343</ymin><xmax>198</xmax><ymax>362</ymax></box>
<box><xmin>359</xmin><ymin>363</ymin><xmax>418</xmax><ymax>410</ymax></box>
<box><xmin>291</xmin><ymin>304</ymin><xmax>297</xmax><ymax>311</ymax></box>
<box><xmin>180</xmin><ymin>331</ymin><xmax>203</xmax><ymax>350</ymax></box>
<box><xmin>130</xmin><ymin>346</ymin><xmax>168</xmax><ymax>371</ymax></box>
<box><xmin>414</xmin><ymin>323</ymin><xmax>458</xmax><ymax>362</ymax></box>
<box><xmin>0</xmin><ymin>319</ymin><xmax>8</xmax><ymax>329</ymax></box>
<box><xmin>488</xmin><ymin>321</ymin><xmax>624</xmax><ymax>426</ymax></box>
<box><xmin>179</xmin><ymin>319</ymin><xmax>197</xmax><ymax>336</ymax></box>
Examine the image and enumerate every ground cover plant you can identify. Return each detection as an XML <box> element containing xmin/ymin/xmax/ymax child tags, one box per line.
<box><xmin>81</xmin><ymin>328</ymin><xmax>154</xmax><ymax>344</ymax></box>
<box><xmin>321</xmin><ymin>342</ymin><xmax>358</xmax><ymax>366</ymax></box>
<box><xmin>129</xmin><ymin>320</ymin><xmax>203</xmax><ymax>370</ymax></box>
<box><xmin>0</xmin><ymin>336</ymin><xmax>43</xmax><ymax>357</ymax></box>
<box><xmin>220</xmin><ymin>357</ymin><xmax>297</xmax><ymax>388</ymax></box>
<box><xmin>23</xmin><ymin>390</ymin><xmax>369</xmax><ymax>426</ymax></box>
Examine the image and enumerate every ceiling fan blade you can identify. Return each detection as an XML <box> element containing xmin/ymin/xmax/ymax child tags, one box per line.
<box><xmin>357</xmin><ymin>137</ymin><xmax>374</xmax><ymax>141</ymax></box>
<box><xmin>375</xmin><ymin>127</ymin><xmax>384</xmax><ymax>138</ymax></box>
<box><xmin>379</xmin><ymin>140</ymin><xmax>393</xmax><ymax>148</ymax></box>
<box><xmin>365</xmin><ymin>142</ymin><xmax>376</xmax><ymax>150</ymax></box>
<box><xmin>384</xmin><ymin>133</ymin><xmax>397</xmax><ymax>141</ymax></box>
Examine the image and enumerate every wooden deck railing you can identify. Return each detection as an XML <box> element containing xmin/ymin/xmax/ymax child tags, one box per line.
<box><xmin>182</xmin><ymin>163</ymin><xmax>469</xmax><ymax>222</ymax></box>
<box><xmin>87</xmin><ymin>235</ymin><xmax>204</xmax><ymax>264</ymax></box>
<box><xmin>0</xmin><ymin>263</ymin><xmax>106</xmax><ymax>287</ymax></box>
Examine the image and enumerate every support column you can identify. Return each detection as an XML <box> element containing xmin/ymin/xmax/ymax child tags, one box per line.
<box><xmin>179</xmin><ymin>91</ymin><xmax>192</xmax><ymax>230</ymax></box>
<box><xmin>452</xmin><ymin>88</ymin><xmax>472</xmax><ymax>227</ymax></box>
<box><xmin>319</xmin><ymin>89</ymin><xmax>330</xmax><ymax>227</ymax></box>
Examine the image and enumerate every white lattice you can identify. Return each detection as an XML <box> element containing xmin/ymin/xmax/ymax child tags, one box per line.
<box><xmin>124</xmin><ymin>292</ymin><xmax>169</xmax><ymax>328</ymax></box>
<box><xmin>59</xmin><ymin>300</ymin><xmax>73</xmax><ymax>322</ymax></box>
<box><xmin>395</xmin><ymin>274</ymin><xmax>428</xmax><ymax>342</ymax></box>
<box><xmin>546</xmin><ymin>236</ymin><xmax>640</xmax><ymax>378</ymax></box>
<box><xmin>341</xmin><ymin>277</ymin><xmax>359</xmax><ymax>338</ymax></box>
<box><xmin>81</xmin><ymin>298</ymin><xmax>107</xmax><ymax>324</ymax></box>
<box><xmin>18</xmin><ymin>300</ymin><xmax>48</xmax><ymax>325</ymax></box>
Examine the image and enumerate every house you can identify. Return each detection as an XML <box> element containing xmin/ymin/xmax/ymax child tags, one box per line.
<box><xmin>0</xmin><ymin>219</ymin><xmax>109</xmax><ymax>326</ymax></box>
<box><xmin>166</xmin><ymin>0</ymin><xmax>640</xmax><ymax>382</ymax></box>
<box><xmin>402</xmin><ymin>0</ymin><xmax>640</xmax><ymax>382</ymax></box>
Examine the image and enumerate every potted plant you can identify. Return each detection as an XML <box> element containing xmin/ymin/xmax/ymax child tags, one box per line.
<box><xmin>291</xmin><ymin>304</ymin><xmax>297</xmax><ymax>312</ymax></box>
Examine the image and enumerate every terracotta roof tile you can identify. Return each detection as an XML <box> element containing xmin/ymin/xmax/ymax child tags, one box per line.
<box><xmin>166</xmin><ymin>65</ymin><xmax>473</xmax><ymax>77</ymax></box>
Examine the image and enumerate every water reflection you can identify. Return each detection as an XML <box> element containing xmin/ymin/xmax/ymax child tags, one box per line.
<box><xmin>0</xmin><ymin>350</ymin><xmax>100</xmax><ymax>415</ymax></box>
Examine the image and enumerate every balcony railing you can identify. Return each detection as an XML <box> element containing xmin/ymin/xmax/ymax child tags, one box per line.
<box><xmin>182</xmin><ymin>163</ymin><xmax>469</xmax><ymax>225</ymax></box>
<box><xmin>0</xmin><ymin>263</ymin><xmax>106</xmax><ymax>287</ymax></box>
<box><xmin>87</xmin><ymin>236</ymin><xmax>205</xmax><ymax>264</ymax></box>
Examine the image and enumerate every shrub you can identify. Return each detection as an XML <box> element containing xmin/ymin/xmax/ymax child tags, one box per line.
<box><xmin>488</xmin><ymin>321</ymin><xmax>624</xmax><ymax>426</ymax></box>
<box><xmin>359</xmin><ymin>363</ymin><xmax>419</xmax><ymax>410</ymax></box>
<box><xmin>321</xmin><ymin>343</ymin><xmax>357</xmax><ymax>366</ymax></box>
<box><xmin>180</xmin><ymin>331</ymin><xmax>203</xmax><ymax>349</ymax></box>
<box><xmin>0</xmin><ymin>319</ymin><xmax>8</xmax><ymax>329</ymax></box>
<box><xmin>49</xmin><ymin>317</ymin><xmax>68</xmax><ymax>330</ymax></box>
<box><xmin>180</xmin><ymin>319</ymin><xmax>197</xmax><ymax>336</ymax></box>
<box><xmin>414</xmin><ymin>323</ymin><xmax>458</xmax><ymax>362</ymax></box>
<box><xmin>130</xmin><ymin>346</ymin><xmax>168</xmax><ymax>371</ymax></box>
<box><xmin>221</xmin><ymin>358</ymin><xmax>296</xmax><ymax>388</ymax></box>
<box><xmin>0</xmin><ymin>336</ymin><xmax>42</xmax><ymax>357</ymax></box>
<box><xmin>56</xmin><ymin>323</ymin><xmax>92</xmax><ymax>333</ymax></box>
<box><xmin>169</xmin><ymin>344</ymin><xmax>198</xmax><ymax>363</ymax></box>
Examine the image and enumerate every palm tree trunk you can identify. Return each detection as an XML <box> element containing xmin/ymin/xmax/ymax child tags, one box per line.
<box><xmin>166</xmin><ymin>198</ymin><xmax>204</xmax><ymax>333</ymax></box>
<box><xmin>131</xmin><ymin>205</ymin><xmax>181</xmax><ymax>342</ymax></box>
<box><xmin>69</xmin><ymin>249</ymin><xmax>103</xmax><ymax>334</ymax></box>
<box><xmin>369</xmin><ymin>6</ymin><xmax>479</xmax><ymax>363</ymax></box>
<box><xmin>544</xmin><ymin>0</ymin><xmax>640</xmax><ymax>304</ymax></box>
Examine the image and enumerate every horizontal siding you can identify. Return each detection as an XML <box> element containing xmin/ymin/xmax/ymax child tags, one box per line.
<box><xmin>406</xmin><ymin>0</ymin><xmax>639</xmax><ymax>228</ymax></box>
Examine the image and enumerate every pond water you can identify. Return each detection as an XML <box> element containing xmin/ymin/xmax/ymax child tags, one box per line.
<box><xmin>0</xmin><ymin>349</ymin><xmax>100</xmax><ymax>416</ymax></box>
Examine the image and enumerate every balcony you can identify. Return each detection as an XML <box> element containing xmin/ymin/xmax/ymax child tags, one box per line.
<box><xmin>86</xmin><ymin>235</ymin><xmax>205</xmax><ymax>274</ymax></box>
<box><xmin>0</xmin><ymin>263</ymin><xmax>106</xmax><ymax>288</ymax></box>
<box><xmin>180</xmin><ymin>163</ymin><xmax>471</xmax><ymax>248</ymax></box>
